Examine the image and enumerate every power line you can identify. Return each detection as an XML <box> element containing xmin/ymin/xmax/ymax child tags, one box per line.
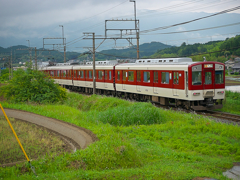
<box><xmin>140</xmin><ymin>5</ymin><xmax>240</xmax><ymax>34</ymax></box>
<box><xmin>145</xmin><ymin>22</ymin><xmax>240</xmax><ymax>35</ymax></box>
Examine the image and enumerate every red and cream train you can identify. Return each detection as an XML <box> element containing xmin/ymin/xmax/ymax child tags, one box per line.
<box><xmin>42</xmin><ymin>58</ymin><xmax>225</xmax><ymax>111</ymax></box>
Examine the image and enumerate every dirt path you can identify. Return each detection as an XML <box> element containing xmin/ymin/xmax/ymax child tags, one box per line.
<box><xmin>0</xmin><ymin>108</ymin><xmax>98</xmax><ymax>151</ymax></box>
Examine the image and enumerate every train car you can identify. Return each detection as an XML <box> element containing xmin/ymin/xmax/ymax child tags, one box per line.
<box><xmin>42</xmin><ymin>58</ymin><xmax>225</xmax><ymax>111</ymax></box>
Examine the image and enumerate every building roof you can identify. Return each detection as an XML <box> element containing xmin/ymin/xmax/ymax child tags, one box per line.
<box><xmin>232</xmin><ymin>62</ymin><xmax>240</xmax><ymax>69</ymax></box>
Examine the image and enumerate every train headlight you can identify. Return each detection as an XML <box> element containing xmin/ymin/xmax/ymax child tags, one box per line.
<box><xmin>217</xmin><ymin>91</ymin><xmax>224</xmax><ymax>94</ymax></box>
<box><xmin>193</xmin><ymin>92</ymin><xmax>200</xmax><ymax>96</ymax></box>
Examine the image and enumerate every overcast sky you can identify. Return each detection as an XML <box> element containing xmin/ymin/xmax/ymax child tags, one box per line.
<box><xmin>0</xmin><ymin>0</ymin><xmax>240</xmax><ymax>52</ymax></box>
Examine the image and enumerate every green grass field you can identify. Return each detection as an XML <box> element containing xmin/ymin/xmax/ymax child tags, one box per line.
<box><xmin>0</xmin><ymin>92</ymin><xmax>240</xmax><ymax>180</ymax></box>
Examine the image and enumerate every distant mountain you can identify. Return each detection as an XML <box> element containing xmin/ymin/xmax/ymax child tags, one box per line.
<box><xmin>94</xmin><ymin>42</ymin><xmax>172</xmax><ymax>60</ymax></box>
<box><xmin>0</xmin><ymin>42</ymin><xmax>172</xmax><ymax>63</ymax></box>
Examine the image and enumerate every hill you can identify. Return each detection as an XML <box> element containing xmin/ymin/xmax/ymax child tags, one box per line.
<box><xmin>150</xmin><ymin>35</ymin><xmax>240</xmax><ymax>62</ymax></box>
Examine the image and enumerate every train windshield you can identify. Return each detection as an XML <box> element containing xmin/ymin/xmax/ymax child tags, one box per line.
<box><xmin>215</xmin><ymin>71</ymin><xmax>224</xmax><ymax>84</ymax></box>
<box><xmin>192</xmin><ymin>71</ymin><xmax>202</xmax><ymax>85</ymax></box>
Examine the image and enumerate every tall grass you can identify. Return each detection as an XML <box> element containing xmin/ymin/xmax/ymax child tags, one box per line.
<box><xmin>0</xmin><ymin>92</ymin><xmax>240</xmax><ymax>180</ymax></box>
<box><xmin>219</xmin><ymin>90</ymin><xmax>240</xmax><ymax>115</ymax></box>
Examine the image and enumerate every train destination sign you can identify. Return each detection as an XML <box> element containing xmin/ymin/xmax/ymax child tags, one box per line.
<box><xmin>204</xmin><ymin>64</ymin><xmax>213</xmax><ymax>68</ymax></box>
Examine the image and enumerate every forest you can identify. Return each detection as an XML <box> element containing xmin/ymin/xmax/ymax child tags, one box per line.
<box><xmin>149</xmin><ymin>35</ymin><xmax>240</xmax><ymax>63</ymax></box>
<box><xmin>0</xmin><ymin>35</ymin><xmax>239</xmax><ymax>66</ymax></box>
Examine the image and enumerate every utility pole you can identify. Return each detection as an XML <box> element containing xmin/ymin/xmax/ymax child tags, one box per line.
<box><xmin>26</xmin><ymin>40</ymin><xmax>32</xmax><ymax>68</ymax></box>
<box><xmin>35</xmin><ymin>47</ymin><xmax>37</xmax><ymax>70</ymax></box>
<box><xmin>130</xmin><ymin>0</ymin><xmax>139</xmax><ymax>59</ymax></box>
<box><xmin>83</xmin><ymin>32</ymin><xmax>96</xmax><ymax>95</ymax></box>
<box><xmin>59</xmin><ymin>25</ymin><xmax>66</xmax><ymax>63</ymax></box>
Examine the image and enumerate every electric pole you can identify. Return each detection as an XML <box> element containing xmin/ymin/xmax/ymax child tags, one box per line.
<box><xmin>83</xmin><ymin>32</ymin><xmax>96</xmax><ymax>95</ymax></box>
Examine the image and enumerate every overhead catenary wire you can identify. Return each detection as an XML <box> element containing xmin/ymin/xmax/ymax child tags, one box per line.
<box><xmin>139</xmin><ymin>5</ymin><xmax>240</xmax><ymax>34</ymax></box>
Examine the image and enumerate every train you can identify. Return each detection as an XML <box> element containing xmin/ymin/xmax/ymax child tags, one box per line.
<box><xmin>41</xmin><ymin>57</ymin><xmax>225</xmax><ymax>111</ymax></box>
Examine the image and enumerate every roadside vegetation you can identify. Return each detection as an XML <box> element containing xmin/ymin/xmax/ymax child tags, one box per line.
<box><xmin>0</xmin><ymin>92</ymin><xmax>240</xmax><ymax>180</ymax></box>
<box><xmin>0</xmin><ymin>68</ymin><xmax>67</xmax><ymax>103</ymax></box>
<box><xmin>218</xmin><ymin>90</ymin><xmax>240</xmax><ymax>115</ymax></box>
<box><xmin>0</xmin><ymin>117</ymin><xmax>69</xmax><ymax>165</ymax></box>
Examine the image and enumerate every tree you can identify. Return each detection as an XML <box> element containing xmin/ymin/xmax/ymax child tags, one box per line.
<box><xmin>0</xmin><ymin>68</ymin><xmax>67</xmax><ymax>103</ymax></box>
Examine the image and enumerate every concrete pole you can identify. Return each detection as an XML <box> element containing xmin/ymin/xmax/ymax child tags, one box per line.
<box><xmin>93</xmin><ymin>33</ymin><xmax>96</xmax><ymax>95</ymax></box>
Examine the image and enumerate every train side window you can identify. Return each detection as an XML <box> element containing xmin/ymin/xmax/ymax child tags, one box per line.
<box><xmin>215</xmin><ymin>71</ymin><xmax>223</xmax><ymax>84</ymax></box>
<box><xmin>109</xmin><ymin>71</ymin><xmax>112</xmax><ymax>80</ymax></box>
<box><xmin>80</xmin><ymin>71</ymin><xmax>83</xmax><ymax>78</ymax></box>
<box><xmin>192</xmin><ymin>71</ymin><xmax>202</xmax><ymax>85</ymax></box>
<box><xmin>123</xmin><ymin>71</ymin><xmax>126</xmax><ymax>81</ymax></box>
<box><xmin>143</xmin><ymin>71</ymin><xmax>150</xmax><ymax>82</ymax></box>
<box><xmin>105</xmin><ymin>71</ymin><xmax>108</xmax><ymax>80</ymax></box>
<box><xmin>205</xmin><ymin>72</ymin><xmax>212</xmax><ymax>85</ymax></box>
<box><xmin>154</xmin><ymin>72</ymin><xmax>158</xmax><ymax>83</ymax></box>
<box><xmin>89</xmin><ymin>71</ymin><xmax>93</xmax><ymax>79</ymax></box>
<box><xmin>173</xmin><ymin>72</ymin><xmax>179</xmax><ymax>84</ymax></box>
<box><xmin>63</xmin><ymin>70</ymin><xmax>66</xmax><ymax>77</ymax></box>
<box><xmin>161</xmin><ymin>72</ymin><xmax>169</xmax><ymax>84</ymax></box>
<box><xmin>74</xmin><ymin>70</ymin><xmax>76</xmax><ymax>78</ymax></box>
<box><xmin>50</xmin><ymin>71</ymin><xmax>54</xmax><ymax>77</ymax></box>
<box><xmin>128</xmin><ymin>71</ymin><xmax>134</xmax><ymax>82</ymax></box>
<box><xmin>117</xmin><ymin>71</ymin><xmax>120</xmax><ymax>80</ymax></box>
<box><xmin>98</xmin><ymin>71</ymin><xmax>103</xmax><ymax>80</ymax></box>
<box><xmin>137</xmin><ymin>71</ymin><xmax>141</xmax><ymax>82</ymax></box>
<box><xmin>57</xmin><ymin>70</ymin><xmax>60</xmax><ymax>77</ymax></box>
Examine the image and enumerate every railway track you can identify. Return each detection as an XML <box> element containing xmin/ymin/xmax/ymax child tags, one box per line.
<box><xmin>204</xmin><ymin>110</ymin><xmax>240</xmax><ymax>123</ymax></box>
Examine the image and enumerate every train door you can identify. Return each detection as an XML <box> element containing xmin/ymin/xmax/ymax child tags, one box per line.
<box><xmin>136</xmin><ymin>71</ymin><xmax>141</xmax><ymax>92</ymax></box>
<box><xmin>172</xmin><ymin>71</ymin><xmax>179</xmax><ymax>96</ymax></box>
<box><xmin>203</xmin><ymin>70</ymin><xmax>214</xmax><ymax>90</ymax></box>
<box><xmin>122</xmin><ymin>70</ymin><xmax>126</xmax><ymax>90</ymax></box>
<box><xmin>153</xmin><ymin>71</ymin><xmax>158</xmax><ymax>94</ymax></box>
<box><xmin>104</xmin><ymin>70</ymin><xmax>108</xmax><ymax>88</ymax></box>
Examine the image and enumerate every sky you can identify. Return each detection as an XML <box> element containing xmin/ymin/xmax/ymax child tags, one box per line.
<box><xmin>0</xmin><ymin>0</ymin><xmax>240</xmax><ymax>53</ymax></box>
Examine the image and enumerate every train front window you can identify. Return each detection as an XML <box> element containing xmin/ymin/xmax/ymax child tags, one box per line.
<box><xmin>205</xmin><ymin>72</ymin><xmax>212</xmax><ymax>85</ymax></box>
<box><xmin>192</xmin><ymin>71</ymin><xmax>202</xmax><ymax>85</ymax></box>
<box><xmin>215</xmin><ymin>71</ymin><xmax>223</xmax><ymax>84</ymax></box>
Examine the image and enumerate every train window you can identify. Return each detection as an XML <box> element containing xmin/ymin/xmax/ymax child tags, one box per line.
<box><xmin>57</xmin><ymin>71</ymin><xmax>60</xmax><ymax>77</ymax></box>
<box><xmin>143</xmin><ymin>72</ymin><xmax>150</xmax><ymax>82</ymax></box>
<box><xmin>109</xmin><ymin>71</ymin><xmax>112</xmax><ymax>80</ymax></box>
<box><xmin>62</xmin><ymin>70</ymin><xmax>66</xmax><ymax>77</ymax></box>
<box><xmin>89</xmin><ymin>71</ymin><xmax>93</xmax><ymax>79</ymax></box>
<box><xmin>154</xmin><ymin>72</ymin><xmax>158</xmax><ymax>83</ymax></box>
<box><xmin>161</xmin><ymin>72</ymin><xmax>169</xmax><ymax>84</ymax></box>
<box><xmin>173</xmin><ymin>72</ymin><xmax>179</xmax><ymax>84</ymax></box>
<box><xmin>137</xmin><ymin>71</ymin><xmax>141</xmax><ymax>82</ymax></box>
<box><xmin>123</xmin><ymin>71</ymin><xmax>126</xmax><ymax>81</ymax></box>
<box><xmin>128</xmin><ymin>71</ymin><xmax>134</xmax><ymax>81</ymax></box>
<box><xmin>80</xmin><ymin>71</ymin><xmax>83</xmax><ymax>78</ymax></box>
<box><xmin>98</xmin><ymin>71</ymin><xmax>103</xmax><ymax>80</ymax></box>
<box><xmin>105</xmin><ymin>71</ymin><xmax>108</xmax><ymax>80</ymax></box>
<box><xmin>50</xmin><ymin>71</ymin><xmax>54</xmax><ymax>77</ymax></box>
<box><xmin>74</xmin><ymin>70</ymin><xmax>76</xmax><ymax>78</ymax></box>
<box><xmin>215</xmin><ymin>71</ymin><xmax>223</xmax><ymax>84</ymax></box>
<box><xmin>192</xmin><ymin>72</ymin><xmax>202</xmax><ymax>85</ymax></box>
<box><xmin>117</xmin><ymin>71</ymin><xmax>120</xmax><ymax>80</ymax></box>
<box><xmin>205</xmin><ymin>72</ymin><xmax>212</xmax><ymax>85</ymax></box>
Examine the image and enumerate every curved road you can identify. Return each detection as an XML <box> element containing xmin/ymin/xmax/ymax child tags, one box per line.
<box><xmin>0</xmin><ymin>108</ymin><xmax>97</xmax><ymax>150</ymax></box>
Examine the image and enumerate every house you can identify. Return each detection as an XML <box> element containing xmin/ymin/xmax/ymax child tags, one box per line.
<box><xmin>232</xmin><ymin>62</ymin><xmax>240</xmax><ymax>74</ymax></box>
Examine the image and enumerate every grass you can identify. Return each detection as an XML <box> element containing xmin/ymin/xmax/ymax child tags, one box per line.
<box><xmin>0</xmin><ymin>117</ymin><xmax>68</xmax><ymax>165</ymax></box>
<box><xmin>217</xmin><ymin>90</ymin><xmax>240</xmax><ymax>115</ymax></box>
<box><xmin>0</xmin><ymin>92</ymin><xmax>240</xmax><ymax>179</ymax></box>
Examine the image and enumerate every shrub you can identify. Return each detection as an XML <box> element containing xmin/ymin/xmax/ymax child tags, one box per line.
<box><xmin>0</xmin><ymin>68</ymin><xmax>67</xmax><ymax>103</ymax></box>
<box><xmin>97</xmin><ymin>102</ymin><xmax>166</xmax><ymax>126</ymax></box>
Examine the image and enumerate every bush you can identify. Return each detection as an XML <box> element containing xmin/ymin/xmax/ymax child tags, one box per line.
<box><xmin>234</xmin><ymin>72</ymin><xmax>239</xmax><ymax>75</ymax></box>
<box><xmin>0</xmin><ymin>68</ymin><xmax>67</xmax><ymax>103</ymax></box>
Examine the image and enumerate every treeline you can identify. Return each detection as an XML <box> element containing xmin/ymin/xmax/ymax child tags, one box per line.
<box><xmin>149</xmin><ymin>35</ymin><xmax>240</xmax><ymax>62</ymax></box>
<box><xmin>79</xmin><ymin>42</ymin><xmax>172</xmax><ymax>61</ymax></box>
